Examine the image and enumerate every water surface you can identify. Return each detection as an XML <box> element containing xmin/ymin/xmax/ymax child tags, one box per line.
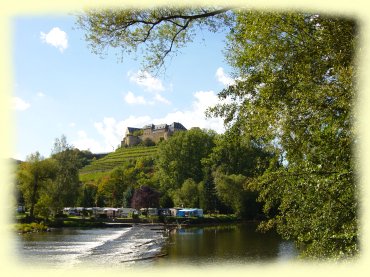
<box><xmin>16</xmin><ymin>223</ymin><xmax>297</xmax><ymax>268</ymax></box>
<box><xmin>157</xmin><ymin>223</ymin><xmax>297</xmax><ymax>266</ymax></box>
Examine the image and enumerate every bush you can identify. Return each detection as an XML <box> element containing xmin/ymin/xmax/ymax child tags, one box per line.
<box><xmin>15</xmin><ymin>222</ymin><xmax>48</xmax><ymax>233</ymax></box>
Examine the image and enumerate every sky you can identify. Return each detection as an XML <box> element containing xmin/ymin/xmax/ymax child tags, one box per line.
<box><xmin>12</xmin><ymin>14</ymin><xmax>235</xmax><ymax>161</ymax></box>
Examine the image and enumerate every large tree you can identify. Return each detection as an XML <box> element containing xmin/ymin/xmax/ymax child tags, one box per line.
<box><xmin>17</xmin><ymin>152</ymin><xmax>57</xmax><ymax>220</ymax></box>
<box><xmin>172</xmin><ymin>178</ymin><xmax>199</xmax><ymax>208</ymax></box>
<box><xmin>49</xmin><ymin>135</ymin><xmax>81</xmax><ymax>215</ymax></box>
<box><xmin>204</xmin><ymin>129</ymin><xmax>273</xmax><ymax>176</ymax></box>
<box><xmin>155</xmin><ymin>128</ymin><xmax>216</xmax><ymax>194</ymax></box>
<box><xmin>209</xmin><ymin>11</ymin><xmax>358</xmax><ymax>259</ymax></box>
<box><xmin>131</xmin><ymin>185</ymin><xmax>160</xmax><ymax>212</ymax></box>
<box><xmin>76</xmin><ymin>7</ymin><xmax>234</xmax><ymax>73</ymax></box>
<box><xmin>203</xmin><ymin>131</ymin><xmax>272</xmax><ymax>218</ymax></box>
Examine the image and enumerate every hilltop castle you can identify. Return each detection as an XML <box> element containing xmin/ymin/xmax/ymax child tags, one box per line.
<box><xmin>121</xmin><ymin>122</ymin><xmax>187</xmax><ymax>147</ymax></box>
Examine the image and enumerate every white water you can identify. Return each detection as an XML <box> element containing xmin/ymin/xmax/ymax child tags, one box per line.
<box><xmin>16</xmin><ymin>225</ymin><xmax>166</xmax><ymax>269</ymax></box>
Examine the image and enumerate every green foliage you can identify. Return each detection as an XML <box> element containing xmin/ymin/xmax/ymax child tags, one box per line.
<box><xmin>213</xmin><ymin>170</ymin><xmax>247</xmax><ymax>217</ymax></box>
<box><xmin>204</xmin><ymin>130</ymin><xmax>273</xmax><ymax>176</ymax></box>
<box><xmin>173</xmin><ymin>178</ymin><xmax>199</xmax><ymax>208</ymax></box>
<box><xmin>48</xmin><ymin>135</ymin><xmax>81</xmax><ymax>215</ymax></box>
<box><xmin>140</xmin><ymin>137</ymin><xmax>156</xmax><ymax>147</ymax></box>
<box><xmin>156</xmin><ymin>128</ymin><xmax>216</xmax><ymax>193</ymax></box>
<box><xmin>76</xmin><ymin>7</ymin><xmax>234</xmax><ymax>72</ymax></box>
<box><xmin>17</xmin><ymin>152</ymin><xmax>57</xmax><ymax>219</ymax></box>
<box><xmin>79</xmin><ymin>155</ymin><xmax>157</xmax><ymax>208</ymax></box>
<box><xmin>79</xmin><ymin>146</ymin><xmax>158</xmax><ymax>174</ymax></box>
<box><xmin>122</xmin><ymin>187</ymin><xmax>134</xmax><ymax>208</ymax></box>
<box><xmin>77</xmin><ymin>182</ymin><xmax>98</xmax><ymax>207</ymax></box>
<box><xmin>14</xmin><ymin>222</ymin><xmax>48</xmax><ymax>233</ymax></box>
<box><xmin>208</xmin><ymin>11</ymin><xmax>358</xmax><ymax>259</ymax></box>
<box><xmin>132</xmin><ymin>129</ymin><xmax>143</xmax><ymax>136</ymax></box>
<box><xmin>73</xmin><ymin>149</ymin><xmax>106</xmax><ymax>169</ymax></box>
<box><xmin>159</xmin><ymin>193</ymin><xmax>174</xmax><ymax>208</ymax></box>
<box><xmin>34</xmin><ymin>192</ymin><xmax>53</xmax><ymax>220</ymax></box>
<box><xmin>201</xmin><ymin>131</ymin><xmax>272</xmax><ymax>216</ymax></box>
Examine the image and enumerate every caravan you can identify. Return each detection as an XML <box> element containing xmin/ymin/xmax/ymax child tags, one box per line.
<box><xmin>177</xmin><ymin>208</ymin><xmax>203</xmax><ymax>218</ymax></box>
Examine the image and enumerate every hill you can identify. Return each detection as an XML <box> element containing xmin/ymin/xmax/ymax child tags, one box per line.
<box><xmin>79</xmin><ymin>146</ymin><xmax>158</xmax><ymax>174</ymax></box>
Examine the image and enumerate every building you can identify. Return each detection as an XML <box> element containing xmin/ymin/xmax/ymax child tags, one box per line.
<box><xmin>121</xmin><ymin>122</ymin><xmax>187</xmax><ymax>147</ymax></box>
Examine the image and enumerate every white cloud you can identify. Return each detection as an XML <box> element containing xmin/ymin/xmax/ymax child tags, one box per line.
<box><xmin>124</xmin><ymin>91</ymin><xmax>149</xmax><ymax>105</ymax></box>
<box><xmin>128</xmin><ymin>70</ymin><xmax>165</xmax><ymax>92</ymax></box>
<box><xmin>72</xmin><ymin>130</ymin><xmax>107</xmax><ymax>153</ymax></box>
<box><xmin>126</xmin><ymin>70</ymin><xmax>171</xmax><ymax>105</ymax></box>
<box><xmin>155</xmin><ymin>90</ymin><xmax>225</xmax><ymax>134</ymax></box>
<box><xmin>123</xmin><ymin>91</ymin><xmax>170</xmax><ymax>106</ymax></box>
<box><xmin>94</xmin><ymin>117</ymin><xmax>123</xmax><ymax>150</ymax></box>
<box><xmin>154</xmin><ymin>93</ymin><xmax>171</xmax><ymax>105</ymax></box>
<box><xmin>40</xmin><ymin>27</ymin><xmax>68</xmax><ymax>53</ymax></box>
<box><xmin>72</xmin><ymin>116</ymin><xmax>152</xmax><ymax>153</ymax></box>
<box><xmin>37</xmin><ymin>91</ymin><xmax>45</xmax><ymax>97</ymax></box>
<box><xmin>216</xmin><ymin>67</ymin><xmax>235</xmax><ymax>86</ymax></box>
<box><xmin>12</xmin><ymin>97</ymin><xmax>30</xmax><ymax>111</ymax></box>
<box><xmin>69</xmin><ymin>122</ymin><xmax>76</xmax><ymax>128</ymax></box>
<box><xmin>72</xmin><ymin>91</ymin><xmax>227</xmax><ymax>153</ymax></box>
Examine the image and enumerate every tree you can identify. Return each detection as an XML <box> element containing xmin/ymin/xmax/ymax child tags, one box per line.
<box><xmin>77</xmin><ymin>181</ymin><xmax>97</xmax><ymax>208</ymax></box>
<box><xmin>208</xmin><ymin>12</ymin><xmax>358</xmax><ymax>258</ymax></box>
<box><xmin>34</xmin><ymin>192</ymin><xmax>53</xmax><ymax>220</ymax></box>
<box><xmin>76</xmin><ymin>7</ymin><xmax>234</xmax><ymax>73</ymax></box>
<box><xmin>173</xmin><ymin>178</ymin><xmax>199</xmax><ymax>208</ymax></box>
<box><xmin>104</xmin><ymin>167</ymin><xmax>129</xmax><ymax>207</ymax></box>
<box><xmin>49</xmin><ymin>135</ymin><xmax>81</xmax><ymax>215</ymax></box>
<box><xmin>197</xmin><ymin>176</ymin><xmax>219</xmax><ymax>214</ymax></box>
<box><xmin>122</xmin><ymin>186</ymin><xmax>134</xmax><ymax>208</ymax></box>
<box><xmin>131</xmin><ymin>185</ymin><xmax>160</xmax><ymax>212</ymax></box>
<box><xmin>204</xmin><ymin>130</ymin><xmax>273</xmax><ymax>176</ymax></box>
<box><xmin>213</xmin><ymin>170</ymin><xmax>259</xmax><ymax>218</ymax></box>
<box><xmin>17</xmin><ymin>152</ymin><xmax>56</xmax><ymax>220</ymax></box>
<box><xmin>155</xmin><ymin>128</ymin><xmax>216</xmax><ymax>195</ymax></box>
<box><xmin>200</xmin><ymin>130</ymin><xmax>272</xmax><ymax>217</ymax></box>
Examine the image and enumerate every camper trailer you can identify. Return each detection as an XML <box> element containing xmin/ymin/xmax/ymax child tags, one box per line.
<box><xmin>177</xmin><ymin>208</ymin><xmax>203</xmax><ymax>218</ymax></box>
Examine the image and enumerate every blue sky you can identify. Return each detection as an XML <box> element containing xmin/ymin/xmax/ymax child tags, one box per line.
<box><xmin>12</xmin><ymin>14</ymin><xmax>235</xmax><ymax>160</ymax></box>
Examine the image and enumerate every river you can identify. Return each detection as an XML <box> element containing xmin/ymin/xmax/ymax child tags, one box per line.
<box><xmin>15</xmin><ymin>223</ymin><xmax>298</xmax><ymax>269</ymax></box>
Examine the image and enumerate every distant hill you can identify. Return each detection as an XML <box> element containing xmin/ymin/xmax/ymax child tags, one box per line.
<box><xmin>9</xmin><ymin>158</ymin><xmax>22</xmax><ymax>164</ymax></box>
<box><xmin>79</xmin><ymin>146</ymin><xmax>158</xmax><ymax>174</ymax></box>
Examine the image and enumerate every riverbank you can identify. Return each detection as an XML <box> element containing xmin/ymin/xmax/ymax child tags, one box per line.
<box><xmin>14</xmin><ymin>214</ymin><xmax>245</xmax><ymax>233</ymax></box>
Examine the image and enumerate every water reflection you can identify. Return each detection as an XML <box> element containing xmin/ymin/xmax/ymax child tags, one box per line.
<box><xmin>158</xmin><ymin>223</ymin><xmax>297</xmax><ymax>266</ymax></box>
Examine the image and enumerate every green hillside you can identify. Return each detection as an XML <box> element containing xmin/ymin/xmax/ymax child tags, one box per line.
<box><xmin>79</xmin><ymin>146</ymin><xmax>158</xmax><ymax>174</ymax></box>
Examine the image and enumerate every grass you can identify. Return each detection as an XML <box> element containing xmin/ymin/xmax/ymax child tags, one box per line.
<box><xmin>14</xmin><ymin>222</ymin><xmax>48</xmax><ymax>233</ymax></box>
<box><xmin>79</xmin><ymin>146</ymin><xmax>158</xmax><ymax>175</ymax></box>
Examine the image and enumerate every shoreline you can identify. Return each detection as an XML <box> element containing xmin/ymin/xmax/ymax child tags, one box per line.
<box><xmin>14</xmin><ymin>214</ymin><xmax>259</xmax><ymax>234</ymax></box>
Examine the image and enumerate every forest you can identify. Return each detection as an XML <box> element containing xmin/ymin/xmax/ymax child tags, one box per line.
<box><xmin>14</xmin><ymin>129</ymin><xmax>272</xmax><ymax>220</ymax></box>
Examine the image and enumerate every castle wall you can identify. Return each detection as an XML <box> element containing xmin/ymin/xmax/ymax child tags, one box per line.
<box><xmin>124</xmin><ymin>135</ymin><xmax>141</xmax><ymax>147</ymax></box>
<box><xmin>122</xmin><ymin>122</ymin><xmax>187</xmax><ymax>147</ymax></box>
<box><xmin>142</xmin><ymin>129</ymin><xmax>167</xmax><ymax>143</ymax></box>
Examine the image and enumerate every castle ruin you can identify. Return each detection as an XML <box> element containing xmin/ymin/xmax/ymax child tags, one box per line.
<box><xmin>121</xmin><ymin>122</ymin><xmax>187</xmax><ymax>147</ymax></box>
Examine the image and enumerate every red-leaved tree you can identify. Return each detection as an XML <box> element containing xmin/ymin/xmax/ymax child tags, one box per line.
<box><xmin>131</xmin><ymin>186</ymin><xmax>160</xmax><ymax>211</ymax></box>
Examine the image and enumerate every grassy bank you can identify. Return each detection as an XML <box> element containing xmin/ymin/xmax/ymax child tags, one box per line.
<box><xmin>14</xmin><ymin>222</ymin><xmax>49</xmax><ymax>233</ymax></box>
